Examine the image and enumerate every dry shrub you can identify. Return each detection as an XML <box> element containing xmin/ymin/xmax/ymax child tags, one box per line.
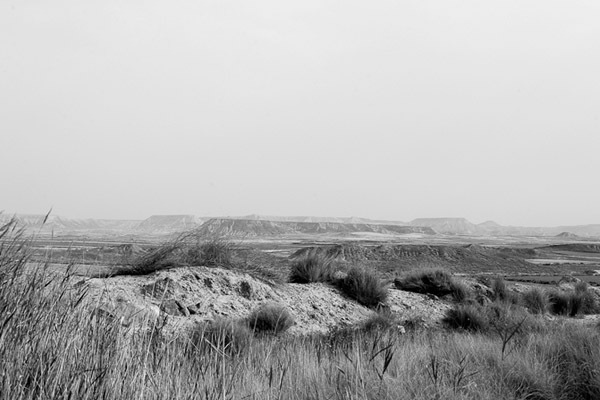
<box><xmin>442</xmin><ymin>304</ymin><xmax>488</xmax><ymax>332</ymax></box>
<box><xmin>247</xmin><ymin>303</ymin><xmax>294</xmax><ymax>335</ymax></box>
<box><xmin>522</xmin><ymin>288</ymin><xmax>548</xmax><ymax>314</ymax></box>
<box><xmin>338</xmin><ymin>266</ymin><xmax>388</xmax><ymax>308</ymax></box>
<box><xmin>394</xmin><ymin>268</ymin><xmax>470</xmax><ymax>302</ymax></box>
<box><xmin>289</xmin><ymin>252</ymin><xmax>333</xmax><ymax>284</ymax></box>
<box><xmin>546</xmin><ymin>290</ymin><xmax>597</xmax><ymax>316</ymax></box>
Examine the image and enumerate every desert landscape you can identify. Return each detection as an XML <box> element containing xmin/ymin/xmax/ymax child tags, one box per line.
<box><xmin>3</xmin><ymin>213</ymin><xmax>600</xmax><ymax>399</ymax></box>
<box><xmin>3</xmin><ymin>1</ymin><xmax>600</xmax><ymax>399</ymax></box>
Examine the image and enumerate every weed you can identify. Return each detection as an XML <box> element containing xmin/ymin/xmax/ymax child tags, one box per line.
<box><xmin>443</xmin><ymin>304</ymin><xmax>489</xmax><ymax>332</ymax></box>
<box><xmin>395</xmin><ymin>268</ymin><xmax>470</xmax><ymax>302</ymax></box>
<box><xmin>247</xmin><ymin>303</ymin><xmax>294</xmax><ymax>335</ymax></box>
<box><xmin>289</xmin><ymin>252</ymin><xmax>333</xmax><ymax>284</ymax></box>
<box><xmin>522</xmin><ymin>288</ymin><xmax>548</xmax><ymax>314</ymax></box>
<box><xmin>337</xmin><ymin>266</ymin><xmax>388</xmax><ymax>307</ymax></box>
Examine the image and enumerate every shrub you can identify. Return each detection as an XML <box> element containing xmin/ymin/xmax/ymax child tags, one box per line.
<box><xmin>194</xmin><ymin>318</ymin><xmax>252</xmax><ymax>355</ymax></box>
<box><xmin>522</xmin><ymin>288</ymin><xmax>548</xmax><ymax>314</ymax></box>
<box><xmin>394</xmin><ymin>268</ymin><xmax>470</xmax><ymax>302</ymax></box>
<box><xmin>443</xmin><ymin>304</ymin><xmax>488</xmax><ymax>332</ymax></box>
<box><xmin>450</xmin><ymin>280</ymin><xmax>470</xmax><ymax>302</ymax></box>
<box><xmin>186</xmin><ymin>237</ymin><xmax>233</xmax><ymax>267</ymax></box>
<box><xmin>337</xmin><ymin>266</ymin><xmax>388</xmax><ymax>307</ymax></box>
<box><xmin>247</xmin><ymin>303</ymin><xmax>294</xmax><ymax>335</ymax></box>
<box><xmin>491</xmin><ymin>276</ymin><xmax>509</xmax><ymax>301</ymax></box>
<box><xmin>546</xmin><ymin>290</ymin><xmax>596</xmax><ymax>317</ymax></box>
<box><xmin>289</xmin><ymin>253</ymin><xmax>333</xmax><ymax>284</ymax></box>
<box><xmin>574</xmin><ymin>281</ymin><xmax>589</xmax><ymax>293</ymax></box>
<box><xmin>548</xmin><ymin>290</ymin><xmax>572</xmax><ymax>315</ymax></box>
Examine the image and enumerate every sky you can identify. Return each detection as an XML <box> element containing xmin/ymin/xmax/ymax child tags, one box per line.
<box><xmin>1</xmin><ymin>0</ymin><xmax>599</xmax><ymax>226</ymax></box>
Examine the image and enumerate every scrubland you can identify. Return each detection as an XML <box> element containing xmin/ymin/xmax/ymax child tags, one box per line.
<box><xmin>2</xmin><ymin>220</ymin><xmax>600</xmax><ymax>399</ymax></box>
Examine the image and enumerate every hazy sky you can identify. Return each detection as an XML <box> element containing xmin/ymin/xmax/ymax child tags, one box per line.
<box><xmin>1</xmin><ymin>1</ymin><xmax>599</xmax><ymax>226</ymax></box>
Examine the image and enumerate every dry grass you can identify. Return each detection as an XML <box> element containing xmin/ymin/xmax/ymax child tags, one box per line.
<box><xmin>247</xmin><ymin>303</ymin><xmax>295</xmax><ymax>335</ymax></box>
<box><xmin>394</xmin><ymin>268</ymin><xmax>471</xmax><ymax>302</ymax></box>
<box><xmin>337</xmin><ymin>266</ymin><xmax>389</xmax><ymax>308</ymax></box>
<box><xmin>288</xmin><ymin>252</ymin><xmax>334</xmax><ymax>284</ymax></box>
<box><xmin>3</xmin><ymin>220</ymin><xmax>600</xmax><ymax>400</ymax></box>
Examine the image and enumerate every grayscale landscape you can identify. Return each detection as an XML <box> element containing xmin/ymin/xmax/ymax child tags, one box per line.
<box><xmin>2</xmin><ymin>1</ymin><xmax>600</xmax><ymax>399</ymax></box>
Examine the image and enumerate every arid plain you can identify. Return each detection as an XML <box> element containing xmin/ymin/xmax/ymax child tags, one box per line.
<box><xmin>3</xmin><ymin>213</ymin><xmax>600</xmax><ymax>399</ymax></box>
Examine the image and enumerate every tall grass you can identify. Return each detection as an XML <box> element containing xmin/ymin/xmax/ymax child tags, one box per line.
<box><xmin>337</xmin><ymin>266</ymin><xmax>389</xmax><ymax>307</ymax></box>
<box><xmin>288</xmin><ymin>252</ymin><xmax>333</xmax><ymax>284</ymax></box>
<box><xmin>3</xmin><ymin>219</ymin><xmax>600</xmax><ymax>399</ymax></box>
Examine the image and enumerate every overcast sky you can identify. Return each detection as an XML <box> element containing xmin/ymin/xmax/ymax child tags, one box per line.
<box><xmin>1</xmin><ymin>1</ymin><xmax>599</xmax><ymax>226</ymax></box>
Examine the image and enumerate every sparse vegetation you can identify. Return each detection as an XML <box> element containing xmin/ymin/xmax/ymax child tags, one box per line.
<box><xmin>288</xmin><ymin>252</ymin><xmax>333</xmax><ymax>283</ymax></box>
<box><xmin>247</xmin><ymin>303</ymin><xmax>294</xmax><ymax>334</ymax></box>
<box><xmin>337</xmin><ymin>266</ymin><xmax>389</xmax><ymax>307</ymax></box>
<box><xmin>361</xmin><ymin>311</ymin><xmax>398</xmax><ymax>333</ymax></box>
<box><xmin>194</xmin><ymin>318</ymin><xmax>253</xmax><ymax>355</ymax></box>
<box><xmin>443</xmin><ymin>304</ymin><xmax>489</xmax><ymax>332</ymax></box>
<box><xmin>185</xmin><ymin>236</ymin><xmax>234</xmax><ymax>267</ymax></box>
<box><xmin>3</xmin><ymin>219</ymin><xmax>600</xmax><ymax>400</ymax></box>
<box><xmin>522</xmin><ymin>287</ymin><xmax>548</xmax><ymax>314</ymax></box>
<box><xmin>394</xmin><ymin>268</ymin><xmax>471</xmax><ymax>302</ymax></box>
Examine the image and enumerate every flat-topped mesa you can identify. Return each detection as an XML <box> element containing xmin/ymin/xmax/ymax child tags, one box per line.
<box><xmin>135</xmin><ymin>215</ymin><xmax>206</xmax><ymax>233</ymax></box>
<box><xmin>410</xmin><ymin>217</ymin><xmax>480</xmax><ymax>235</ymax></box>
<box><xmin>195</xmin><ymin>218</ymin><xmax>436</xmax><ymax>237</ymax></box>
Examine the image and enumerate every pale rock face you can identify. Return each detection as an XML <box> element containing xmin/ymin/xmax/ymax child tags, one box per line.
<box><xmin>80</xmin><ymin>266</ymin><xmax>453</xmax><ymax>336</ymax></box>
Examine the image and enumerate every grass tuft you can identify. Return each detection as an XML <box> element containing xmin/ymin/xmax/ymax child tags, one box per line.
<box><xmin>247</xmin><ymin>303</ymin><xmax>294</xmax><ymax>335</ymax></box>
<box><xmin>442</xmin><ymin>304</ymin><xmax>489</xmax><ymax>332</ymax></box>
<box><xmin>394</xmin><ymin>268</ymin><xmax>471</xmax><ymax>302</ymax></box>
<box><xmin>522</xmin><ymin>288</ymin><xmax>548</xmax><ymax>314</ymax></box>
<box><xmin>337</xmin><ymin>266</ymin><xmax>388</xmax><ymax>308</ymax></box>
<box><xmin>289</xmin><ymin>252</ymin><xmax>333</xmax><ymax>284</ymax></box>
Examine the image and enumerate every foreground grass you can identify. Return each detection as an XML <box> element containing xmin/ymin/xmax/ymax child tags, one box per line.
<box><xmin>2</xmin><ymin>221</ymin><xmax>600</xmax><ymax>399</ymax></box>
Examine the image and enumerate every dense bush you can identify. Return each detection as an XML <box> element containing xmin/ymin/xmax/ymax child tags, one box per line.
<box><xmin>491</xmin><ymin>276</ymin><xmax>509</xmax><ymax>301</ymax></box>
<box><xmin>289</xmin><ymin>253</ymin><xmax>333</xmax><ymax>284</ymax></box>
<box><xmin>337</xmin><ymin>266</ymin><xmax>388</xmax><ymax>307</ymax></box>
<box><xmin>394</xmin><ymin>268</ymin><xmax>470</xmax><ymax>302</ymax></box>
<box><xmin>247</xmin><ymin>303</ymin><xmax>294</xmax><ymax>335</ymax></box>
<box><xmin>547</xmin><ymin>287</ymin><xmax>600</xmax><ymax>316</ymax></box>
<box><xmin>185</xmin><ymin>237</ymin><xmax>233</xmax><ymax>267</ymax></box>
<box><xmin>442</xmin><ymin>304</ymin><xmax>488</xmax><ymax>332</ymax></box>
<box><xmin>521</xmin><ymin>288</ymin><xmax>548</xmax><ymax>314</ymax></box>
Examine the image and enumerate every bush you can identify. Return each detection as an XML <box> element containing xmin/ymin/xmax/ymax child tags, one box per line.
<box><xmin>394</xmin><ymin>268</ymin><xmax>470</xmax><ymax>302</ymax></box>
<box><xmin>337</xmin><ymin>266</ymin><xmax>388</xmax><ymax>308</ymax></box>
<box><xmin>443</xmin><ymin>304</ymin><xmax>488</xmax><ymax>332</ymax></box>
<box><xmin>491</xmin><ymin>276</ymin><xmax>509</xmax><ymax>301</ymax></box>
<box><xmin>450</xmin><ymin>280</ymin><xmax>470</xmax><ymax>302</ymax></box>
<box><xmin>247</xmin><ymin>303</ymin><xmax>294</xmax><ymax>335</ymax></box>
<box><xmin>185</xmin><ymin>237</ymin><xmax>233</xmax><ymax>267</ymax></box>
<box><xmin>547</xmin><ymin>290</ymin><xmax>592</xmax><ymax>316</ymax></box>
<box><xmin>194</xmin><ymin>318</ymin><xmax>252</xmax><ymax>355</ymax></box>
<box><xmin>522</xmin><ymin>288</ymin><xmax>548</xmax><ymax>314</ymax></box>
<box><xmin>289</xmin><ymin>253</ymin><xmax>333</xmax><ymax>284</ymax></box>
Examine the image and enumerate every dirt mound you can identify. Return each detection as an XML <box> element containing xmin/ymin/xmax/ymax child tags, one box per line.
<box><xmin>542</xmin><ymin>243</ymin><xmax>600</xmax><ymax>253</ymax></box>
<box><xmin>555</xmin><ymin>232</ymin><xmax>580</xmax><ymax>239</ymax></box>
<box><xmin>80</xmin><ymin>266</ymin><xmax>451</xmax><ymax>336</ymax></box>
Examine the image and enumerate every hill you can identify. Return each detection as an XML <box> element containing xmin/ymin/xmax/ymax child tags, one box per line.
<box><xmin>410</xmin><ymin>218</ymin><xmax>480</xmax><ymax>235</ymax></box>
<box><xmin>195</xmin><ymin>218</ymin><xmax>435</xmax><ymax>237</ymax></box>
<box><xmin>135</xmin><ymin>215</ymin><xmax>206</xmax><ymax>233</ymax></box>
<box><xmin>292</xmin><ymin>243</ymin><xmax>542</xmax><ymax>274</ymax></box>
